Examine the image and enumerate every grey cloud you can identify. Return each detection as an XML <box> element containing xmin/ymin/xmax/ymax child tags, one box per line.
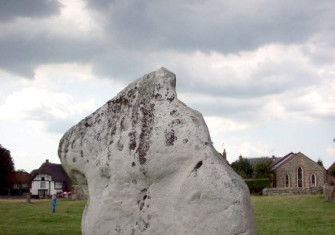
<box><xmin>0</xmin><ymin>0</ymin><xmax>333</xmax><ymax>102</ymax></box>
<box><xmin>0</xmin><ymin>31</ymin><xmax>103</xmax><ymax>77</ymax></box>
<box><xmin>1</xmin><ymin>0</ymin><xmax>333</xmax><ymax>78</ymax></box>
<box><xmin>28</xmin><ymin>109</ymin><xmax>78</xmax><ymax>134</ymax></box>
<box><xmin>0</xmin><ymin>0</ymin><xmax>62</xmax><ymax>21</ymax></box>
<box><xmin>87</xmin><ymin>0</ymin><xmax>334</xmax><ymax>53</ymax></box>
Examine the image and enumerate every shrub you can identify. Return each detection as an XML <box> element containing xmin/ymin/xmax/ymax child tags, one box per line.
<box><xmin>245</xmin><ymin>178</ymin><xmax>271</xmax><ymax>194</ymax></box>
<box><xmin>231</xmin><ymin>155</ymin><xmax>253</xmax><ymax>178</ymax></box>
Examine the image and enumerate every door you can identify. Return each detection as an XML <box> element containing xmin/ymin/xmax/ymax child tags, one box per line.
<box><xmin>38</xmin><ymin>189</ymin><xmax>47</xmax><ymax>198</ymax></box>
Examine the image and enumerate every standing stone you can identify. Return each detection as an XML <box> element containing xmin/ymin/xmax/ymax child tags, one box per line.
<box><xmin>58</xmin><ymin>68</ymin><xmax>256</xmax><ymax>235</ymax></box>
<box><xmin>323</xmin><ymin>184</ymin><xmax>335</xmax><ymax>202</ymax></box>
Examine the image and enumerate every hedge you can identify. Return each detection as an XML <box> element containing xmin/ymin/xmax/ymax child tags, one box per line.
<box><xmin>245</xmin><ymin>178</ymin><xmax>271</xmax><ymax>194</ymax></box>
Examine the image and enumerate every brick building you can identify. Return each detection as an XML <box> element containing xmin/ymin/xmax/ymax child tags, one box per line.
<box><xmin>271</xmin><ymin>152</ymin><xmax>326</xmax><ymax>188</ymax></box>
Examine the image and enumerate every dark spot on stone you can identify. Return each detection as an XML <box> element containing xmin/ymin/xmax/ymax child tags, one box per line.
<box><xmin>80</xmin><ymin>150</ymin><xmax>84</xmax><ymax>158</ymax></box>
<box><xmin>204</xmin><ymin>142</ymin><xmax>209</xmax><ymax>146</ymax></box>
<box><xmin>136</xmin><ymin>103</ymin><xmax>155</xmax><ymax>165</ymax></box>
<box><xmin>95</xmin><ymin>133</ymin><xmax>101</xmax><ymax>141</ymax></box>
<box><xmin>191</xmin><ymin>116</ymin><xmax>200</xmax><ymax>125</ymax></box>
<box><xmin>193</xmin><ymin>161</ymin><xmax>203</xmax><ymax>171</ymax></box>
<box><xmin>131</xmin><ymin>162</ymin><xmax>136</xmax><ymax>167</ymax></box>
<box><xmin>115</xmin><ymin>225</ymin><xmax>121</xmax><ymax>233</ymax></box>
<box><xmin>170</xmin><ymin>110</ymin><xmax>178</xmax><ymax>116</ymax></box>
<box><xmin>100</xmin><ymin>167</ymin><xmax>111</xmax><ymax>179</ymax></box>
<box><xmin>167</xmin><ymin>95</ymin><xmax>175</xmax><ymax>102</ymax></box>
<box><xmin>165</xmin><ymin>129</ymin><xmax>177</xmax><ymax>146</ymax></box>
<box><xmin>86</xmin><ymin>160</ymin><xmax>89</xmax><ymax>163</ymax></box>
<box><xmin>154</xmin><ymin>93</ymin><xmax>162</xmax><ymax>99</ymax></box>
<box><xmin>110</xmin><ymin>126</ymin><xmax>116</xmax><ymax>136</ymax></box>
<box><xmin>117</xmin><ymin>140</ymin><xmax>124</xmax><ymax>151</ymax></box>
<box><xmin>139</xmin><ymin>202</ymin><xmax>144</xmax><ymax>210</ymax></box>
<box><xmin>183</xmin><ymin>138</ymin><xmax>188</xmax><ymax>143</ymax></box>
<box><xmin>120</xmin><ymin>116</ymin><xmax>126</xmax><ymax>131</ymax></box>
<box><xmin>84</xmin><ymin>122</ymin><xmax>91</xmax><ymax>127</ymax></box>
<box><xmin>128</xmin><ymin>131</ymin><xmax>136</xmax><ymax>150</ymax></box>
<box><xmin>147</xmin><ymin>195</ymin><xmax>151</xmax><ymax>199</ymax></box>
<box><xmin>144</xmin><ymin>222</ymin><xmax>150</xmax><ymax>229</ymax></box>
<box><xmin>147</xmin><ymin>214</ymin><xmax>151</xmax><ymax>220</ymax></box>
<box><xmin>141</xmin><ymin>188</ymin><xmax>147</xmax><ymax>193</ymax></box>
<box><xmin>169</xmin><ymin>119</ymin><xmax>181</xmax><ymax>127</ymax></box>
<box><xmin>143</xmin><ymin>195</ymin><xmax>147</xmax><ymax>200</ymax></box>
<box><xmin>109</xmin><ymin>95</ymin><xmax>129</xmax><ymax>113</ymax></box>
<box><xmin>71</xmin><ymin>139</ymin><xmax>75</xmax><ymax>149</ymax></box>
<box><xmin>147</xmin><ymin>204</ymin><xmax>149</xmax><ymax>208</ymax></box>
<box><xmin>72</xmin><ymin>157</ymin><xmax>76</xmax><ymax>163</ymax></box>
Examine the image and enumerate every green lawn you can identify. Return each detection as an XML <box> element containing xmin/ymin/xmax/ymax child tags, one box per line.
<box><xmin>252</xmin><ymin>195</ymin><xmax>335</xmax><ymax>235</ymax></box>
<box><xmin>0</xmin><ymin>195</ymin><xmax>334</xmax><ymax>235</ymax></box>
<box><xmin>0</xmin><ymin>199</ymin><xmax>85</xmax><ymax>235</ymax></box>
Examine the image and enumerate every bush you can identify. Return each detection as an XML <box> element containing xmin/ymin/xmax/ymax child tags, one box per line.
<box><xmin>254</xmin><ymin>158</ymin><xmax>272</xmax><ymax>178</ymax></box>
<box><xmin>231</xmin><ymin>155</ymin><xmax>253</xmax><ymax>178</ymax></box>
<box><xmin>245</xmin><ymin>178</ymin><xmax>271</xmax><ymax>194</ymax></box>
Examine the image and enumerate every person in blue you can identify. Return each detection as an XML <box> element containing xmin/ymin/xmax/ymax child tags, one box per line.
<box><xmin>51</xmin><ymin>194</ymin><xmax>57</xmax><ymax>213</ymax></box>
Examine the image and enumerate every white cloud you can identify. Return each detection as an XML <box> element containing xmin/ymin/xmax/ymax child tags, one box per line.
<box><xmin>326</xmin><ymin>147</ymin><xmax>335</xmax><ymax>157</ymax></box>
<box><xmin>205</xmin><ymin>116</ymin><xmax>250</xmax><ymax>132</ymax></box>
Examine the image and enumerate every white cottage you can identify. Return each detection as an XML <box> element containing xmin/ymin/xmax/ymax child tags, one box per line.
<box><xmin>30</xmin><ymin>160</ymin><xmax>71</xmax><ymax>198</ymax></box>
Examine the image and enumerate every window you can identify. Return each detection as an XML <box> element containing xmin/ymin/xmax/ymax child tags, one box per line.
<box><xmin>40</xmin><ymin>181</ymin><xmax>46</xmax><ymax>188</ymax></box>
<box><xmin>55</xmin><ymin>182</ymin><xmax>63</xmax><ymax>190</ymax></box>
<box><xmin>297</xmin><ymin>167</ymin><xmax>303</xmax><ymax>187</ymax></box>
<box><xmin>311</xmin><ymin>174</ymin><xmax>316</xmax><ymax>187</ymax></box>
<box><xmin>285</xmin><ymin>175</ymin><xmax>290</xmax><ymax>188</ymax></box>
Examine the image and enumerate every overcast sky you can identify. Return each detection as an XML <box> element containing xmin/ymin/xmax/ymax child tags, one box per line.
<box><xmin>0</xmin><ymin>0</ymin><xmax>334</xmax><ymax>172</ymax></box>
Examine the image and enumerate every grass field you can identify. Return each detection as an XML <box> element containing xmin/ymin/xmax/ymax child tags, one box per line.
<box><xmin>0</xmin><ymin>199</ymin><xmax>85</xmax><ymax>235</ymax></box>
<box><xmin>0</xmin><ymin>195</ymin><xmax>334</xmax><ymax>234</ymax></box>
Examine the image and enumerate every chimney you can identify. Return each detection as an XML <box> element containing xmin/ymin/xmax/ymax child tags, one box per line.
<box><xmin>222</xmin><ymin>149</ymin><xmax>227</xmax><ymax>160</ymax></box>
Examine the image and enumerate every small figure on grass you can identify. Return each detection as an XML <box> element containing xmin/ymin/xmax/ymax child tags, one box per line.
<box><xmin>51</xmin><ymin>194</ymin><xmax>57</xmax><ymax>213</ymax></box>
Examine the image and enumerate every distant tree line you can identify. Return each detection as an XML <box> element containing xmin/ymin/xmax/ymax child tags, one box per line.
<box><xmin>230</xmin><ymin>155</ymin><xmax>272</xmax><ymax>179</ymax></box>
<box><xmin>0</xmin><ymin>145</ymin><xmax>30</xmax><ymax>195</ymax></box>
<box><xmin>230</xmin><ymin>156</ymin><xmax>272</xmax><ymax>194</ymax></box>
<box><xmin>0</xmin><ymin>145</ymin><xmax>15</xmax><ymax>192</ymax></box>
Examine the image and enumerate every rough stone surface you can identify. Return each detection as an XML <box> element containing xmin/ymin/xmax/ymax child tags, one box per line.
<box><xmin>58</xmin><ymin>68</ymin><xmax>256</xmax><ymax>235</ymax></box>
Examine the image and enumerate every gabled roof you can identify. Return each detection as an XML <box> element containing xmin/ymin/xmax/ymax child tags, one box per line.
<box><xmin>30</xmin><ymin>160</ymin><xmax>70</xmax><ymax>183</ymax></box>
<box><xmin>328</xmin><ymin>162</ymin><xmax>335</xmax><ymax>172</ymax></box>
<box><xmin>271</xmin><ymin>152</ymin><xmax>324</xmax><ymax>171</ymax></box>
<box><xmin>271</xmin><ymin>152</ymin><xmax>294</xmax><ymax>170</ymax></box>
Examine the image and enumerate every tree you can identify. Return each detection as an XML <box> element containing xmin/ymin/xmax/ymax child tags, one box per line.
<box><xmin>254</xmin><ymin>158</ymin><xmax>273</xmax><ymax>178</ymax></box>
<box><xmin>0</xmin><ymin>145</ymin><xmax>15</xmax><ymax>190</ymax></box>
<box><xmin>317</xmin><ymin>159</ymin><xmax>324</xmax><ymax>167</ymax></box>
<box><xmin>329</xmin><ymin>164</ymin><xmax>335</xmax><ymax>178</ymax></box>
<box><xmin>231</xmin><ymin>155</ymin><xmax>253</xmax><ymax>178</ymax></box>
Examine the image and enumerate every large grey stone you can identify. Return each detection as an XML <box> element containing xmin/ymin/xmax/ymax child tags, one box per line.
<box><xmin>58</xmin><ymin>68</ymin><xmax>256</xmax><ymax>235</ymax></box>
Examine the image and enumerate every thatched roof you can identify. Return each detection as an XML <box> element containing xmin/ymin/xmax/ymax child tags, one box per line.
<box><xmin>30</xmin><ymin>160</ymin><xmax>70</xmax><ymax>183</ymax></box>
